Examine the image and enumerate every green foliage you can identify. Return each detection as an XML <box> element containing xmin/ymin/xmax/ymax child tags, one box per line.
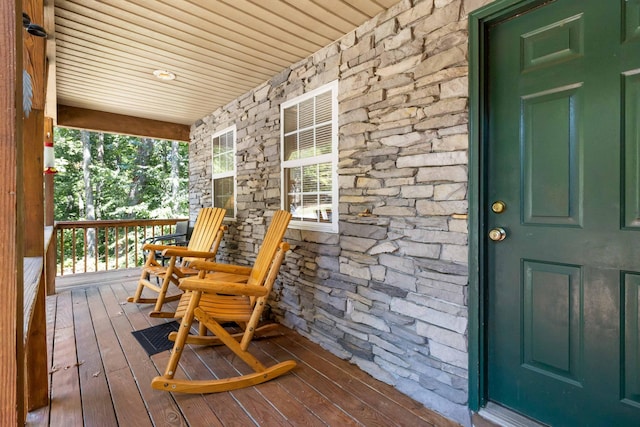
<box><xmin>53</xmin><ymin>127</ymin><xmax>189</xmax><ymax>221</ymax></box>
<box><xmin>54</xmin><ymin>128</ymin><xmax>189</xmax><ymax>273</ymax></box>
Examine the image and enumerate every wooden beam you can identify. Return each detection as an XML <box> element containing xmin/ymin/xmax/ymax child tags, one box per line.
<box><xmin>22</xmin><ymin>0</ymin><xmax>49</xmax><ymax>414</ymax></box>
<box><xmin>25</xmin><ymin>266</ymin><xmax>48</xmax><ymax>411</ymax></box>
<box><xmin>44</xmin><ymin>117</ymin><xmax>54</xmax><ymax>226</ymax></box>
<box><xmin>57</xmin><ymin>105</ymin><xmax>191</xmax><ymax>142</ymax></box>
<box><xmin>23</xmin><ymin>0</ymin><xmax>46</xmax><ymax>110</ymax></box>
<box><xmin>23</xmin><ymin>0</ymin><xmax>45</xmax><ymax>256</ymax></box>
<box><xmin>0</xmin><ymin>0</ymin><xmax>25</xmax><ymax>424</ymax></box>
<box><xmin>44</xmin><ymin>0</ymin><xmax>55</xmax><ymax>120</ymax></box>
<box><xmin>23</xmin><ymin>109</ymin><xmax>44</xmax><ymax>257</ymax></box>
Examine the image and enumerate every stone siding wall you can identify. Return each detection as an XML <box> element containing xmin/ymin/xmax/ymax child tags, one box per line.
<box><xmin>189</xmin><ymin>0</ymin><xmax>493</xmax><ymax>424</ymax></box>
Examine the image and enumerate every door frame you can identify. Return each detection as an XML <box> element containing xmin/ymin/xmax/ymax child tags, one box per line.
<box><xmin>467</xmin><ymin>0</ymin><xmax>554</xmax><ymax>412</ymax></box>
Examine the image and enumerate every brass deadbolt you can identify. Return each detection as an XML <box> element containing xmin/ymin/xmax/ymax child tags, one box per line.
<box><xmin>491</xmin><ymin>201</ymin><xmax>506</xmax><ymax>214</ymax></box>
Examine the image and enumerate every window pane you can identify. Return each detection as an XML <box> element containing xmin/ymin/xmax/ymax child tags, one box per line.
<box><xmin>299</xmin><ymin>98</ymin><xmax>314</xmax><ymax>129</ymax></box>
<box><xmin>301</xmin><ymin>194</ymin><xmax>320</xmax><ymax>222</ymax></box>
<box><xmin>302</xmin><ymin>164</ymin><xmax>317</xmax><ymax>193</ymax></box>
<box><xmin>284</xmin><ymin>134</ymin><xmax>297</xmax><ymax>160</ymax></box>
<box><xmin>281</xmin><ymin>83</ymin><xmax>336</xmax><ymax>229</ymax></box>
<box><xmin>316</xmin><ymin>91</ymin><xmax>332</xmax><ymax>124</ymax></box>
<box><xmin>299</xmin><ymin>129</ymin><xmax>314</xmax><ymax>159</ymax></box>
<box><xmin>318</xmin><ymin>163</ymin><xmax>332</xmax><ymax>192</ymax></box>
<box><xmin>212</xmin><ymin>156</ymin><xmax>224</xmax><ymax>174</ymax></box>
<box><xmin>287</xmin><ymin>167</ymin><xmax>302</xmax><ymax>194</ymax></box>
<box><xmin>284</xmin><ymin>105</ymin><xmax>297</xmax><ymax>133</ymax></box>
<box><xmin>286</xmin><ymin>167</ymin><xmax>302</xmax><ymax>218</ymax></box>
<box><xmin>212</xmin><ymin>137</ymin><xmax>222</xmax><ymax>156</ymax></box>
<box><xmin>316</xmin><ymin>124</ymin><xmax>332</xmax><ymax>155</ymax></box>
<box><xmin>220</xmin><ymin>132</ymin><xmax>233</xmax><ymax>152</ymax></box>
<box><xmin>319</xmin><ymin>194</ymin><xmax>332</xmax><ymax>223</ymax></box>
<box><xmin>213</xmin><ymin>176</ymin><xmax>234</xmax><ymax>217</ymax></box>
<box><xmin>224</xmin><ymin>151</ymin><xmax>234</xmax><ymax>172</ymax></box>
<box><xmin>213</xmin><ymin>130</ymin><xmax>234</xmax><ymax>174</ymax></box>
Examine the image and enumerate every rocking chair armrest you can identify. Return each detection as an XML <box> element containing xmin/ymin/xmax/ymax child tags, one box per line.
<box><xmin>142</xmin><ymin>243</ymin><xmax>182</xmax><ymax>251</ymax></box>
<box><xmin>179</xmin><ymin>278</ymin><xmax>268</xmax><ymax>297</ymax></box>
<box><xmin>161</xmin><ymin>248</ymin><xmax>216</xmax><ymax>258</ymax></box>
<box><xmin>189</xmin><ymin>260</ymin><xmax>253</xmax><ymax>275</ymax></box>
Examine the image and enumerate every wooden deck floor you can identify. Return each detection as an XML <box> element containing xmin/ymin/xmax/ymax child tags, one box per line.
<box><xmin>26</xmin><ymin>269</ymin><xmax>459</xmax><ymax>427</ymax></box>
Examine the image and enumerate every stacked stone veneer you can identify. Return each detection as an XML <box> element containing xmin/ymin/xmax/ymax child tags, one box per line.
<box><xmin>190</xmin><ymin>0</ymin><xmax>492</xmax><ymax>424</ymax></box>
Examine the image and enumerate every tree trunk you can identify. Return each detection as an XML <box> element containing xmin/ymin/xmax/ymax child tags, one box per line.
<box><xmin>82</xmin><ymin>130</ymin><xmax>96</xmax><ymax>257</ymax></box>
<box><xmin>127</xmin><ymin>137</ymin><xmax>154</xmax><ymax>215</ymax></box>
<box><xmin>95</xmin><ymin>133</ymin><xmax>104</xmax><ymax>219</ymax></box>
<box><xmin>170</xmin><ymin>141</ymin><xmax>180</xmax><ymax>215</ymax></box>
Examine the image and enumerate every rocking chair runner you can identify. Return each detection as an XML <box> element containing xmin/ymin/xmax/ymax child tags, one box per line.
<box><xmin>151</xmin><ymin>210</ymin><xmax>294</xmax><ymax>393</ymax></box>
<box><xmin>128</xmin><ymin>207</ymin><xmax>227</xmax><ymax>318</ymax></box>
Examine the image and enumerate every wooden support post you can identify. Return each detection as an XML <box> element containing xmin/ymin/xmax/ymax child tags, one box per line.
<box><xmin>23</xmin><ymin>110</ymin><xmax>45</xmax><ymax>257</ymax></box>
<box><xmin>23</xmin><ymin>0</ymin><xmax>45</xmax><ymax>258</ymax></box>
<box><xmin>23</xmin><ymin>0</ymin><xmax>49</xmax><ymax>413</ymax></box>
<box><xmin>44</xmin><ymin>117</ymin><xmax>54</xmax><ymax>226</ymax></box>
<box><xmin>44</xmin><ymin>117</ymin><xmax>56</xmax><ymax>295</ymax></box>
<box><xmin>25</xmin><ymin>268</ymin><xmax>48</xmax><ymax>410</ymax></box>
<box><xmin>0</xmin><ymin>0</ymin><xmax>25</xmax><ymax>424</ymax></box>
<box><xmin>45</xmin><ymin>230</ymin><xmax>56</xmax><ymax>295</ymax></box>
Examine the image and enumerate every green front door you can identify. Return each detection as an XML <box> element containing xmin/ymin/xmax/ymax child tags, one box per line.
<box><xmin>487</xmin><ymin>1</ymin><xmax>640</xmax><ymax>425</ymax></box>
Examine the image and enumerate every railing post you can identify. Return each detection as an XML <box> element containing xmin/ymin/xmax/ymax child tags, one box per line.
<box><xmin>83</xmin><ymin>228</ymin><xmax>87</xmax><ymax>273</ymax></box>
<box><xmin>71</xmin><ymin>228</ymin><xmax>76</xmax><ymax>274</ymax></box>
<box><xmin>54</xmin><ymin>218</ymin><xmax>186</xmax><ymax>276</ymax></box>
<box><xmin>94</xmin><ymin>226</ymin><xmax>98</xmax><ymax>272</ymax></box>
<box><xmin>104</xmin><ymin>226</ymin><xmax>109</xmax><ymax>270</ymax></box>
<box><xmin>58</xmin><ymin>228</ymin><xmax>64</xmax><ymax>276</ymax></box>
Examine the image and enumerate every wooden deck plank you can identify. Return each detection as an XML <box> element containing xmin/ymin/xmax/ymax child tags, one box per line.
<box><xmin>97</xmin><ymin>285</ymin><xmax>188</xmax><ymax>426</ymax></box>
<box><xmin>70</xmin><ymin>290</ymin><xmax>118</xmax><ymax>427</ymax></box>
<box><xmin>191</xmin><ymin>344</ymin><xmax>292</xmax><ymax>426</ymax></box>
<box><xmin>161</xmin><ymin>337</ymin><xmax>255</xmax><ymax>426</ymax></box>
<box><xmin>251</xmin><ymin>334</ymin><xmax>365</xmax><ymax>426</ymax></box>
<box><xmin>285</xmin><ymin>332</ymin><xmax>459</xmax><ymax>427</ymax></box>
<box><xmin>258</xmin><ymin>334</ymin><xmax>399</xmax><ymax>426</ymax></box>
<box><xmin>30</xmin><ymin>270</ymin><xmax>460</xmax><ymax>427</ymax></box>
<box><xmin>84</xmin><ymin>287</ymin><xmax>153</xmax><ymax>427</ymax></box>
<box><xmin>219</xmin><ymin>334</ymin><xmax>332</xmax><ymax>427</ymax></box>
<box><xmin>151</xmin><ymin>351</ymin><xmax>227</xmax><ymax>427</ymax></box>
<box><xmin>243</xmin><ymin>378</ymin><xmax>328</xmax><ymax>427</ymax></box>
<box><xmin>279</xmin><ymin>333</ymin><xmax>446</xmax><ymax>427</ymax></box>
<box><xmin>48</xmin><ymin>292</ymin><xmax>83</xmax><ymax>427</ymax></box>
<box><xmin>117</xmin><ymin>280</ymin><xmax>267</xmax><ymax>427</ymax></box>
<box><xmin>111</xmin><ymin>282</ymin><xmax>225</xmax><ymax>427</ymax></box>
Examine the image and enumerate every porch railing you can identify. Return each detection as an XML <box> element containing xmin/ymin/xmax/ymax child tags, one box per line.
<box><xmin>55</xmin><ymin>218</ymin><xmax>187</xmax><ymax>276</ymax></box>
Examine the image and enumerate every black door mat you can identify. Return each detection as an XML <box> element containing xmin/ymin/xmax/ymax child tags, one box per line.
<box><xmin>132</xmin><ymin>321</ymin><xmax>180</xmax><ymax>356</ymax></box>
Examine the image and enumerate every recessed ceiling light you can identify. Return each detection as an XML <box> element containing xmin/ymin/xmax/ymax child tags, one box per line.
<box><xmin>153</xmin><ymin>69</ymin><xmax>176</xmax><ymax>81</ymax></box>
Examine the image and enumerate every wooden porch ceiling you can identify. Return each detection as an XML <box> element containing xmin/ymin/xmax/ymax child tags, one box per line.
<box><xmin>50</xmin><ymin>0</ymin><xmax>399</xmax><ymax>141</ymax></box>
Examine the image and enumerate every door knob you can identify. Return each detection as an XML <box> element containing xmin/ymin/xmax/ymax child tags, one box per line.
<box><xmin>491</xmin><ymin>201</ymin><xmax>506</xmax><ymax>213</ymax></box>
<box><xmin>488</xmin><ymin>227</ymin><xmax>507</xmax><ymax>241</ymax></box>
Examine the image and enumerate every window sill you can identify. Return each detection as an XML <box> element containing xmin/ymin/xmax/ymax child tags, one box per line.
<box><xmin>288</xmin><ymin>221</ymin><xmax>338</xmax><ymax>234</ymax></box>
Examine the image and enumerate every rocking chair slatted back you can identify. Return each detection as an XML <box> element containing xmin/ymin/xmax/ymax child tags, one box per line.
<box><xmin>127</xmin><ymin>207</ymin><xmax>227</xmax><ymax>318</ymax></box>
<box><xmin>182</xmin><ymin>207</ymin><xmax>227</xmax><ymax>263</ymax></box>
<box><xmin>246</xmin><ymin>210</ymin><xmax>292</xmax><ymax>288</ymax></box>
<box><xmin>151</xmin><ymin>210</ymin><xmax>295</xmax><ymax>394</ymax></box>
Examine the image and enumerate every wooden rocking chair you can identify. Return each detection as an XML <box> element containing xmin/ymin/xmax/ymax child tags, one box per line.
<box><xmin>151</xmin><ymin>210</ymin><xmax>294</xmax><ymax>393</ymax></box>
<box><xmin>127</xmin><ymin>207</ymin><xmax>227</xmax><ymax>318</ymax></box>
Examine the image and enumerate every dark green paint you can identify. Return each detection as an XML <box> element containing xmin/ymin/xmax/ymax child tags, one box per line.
<box><xmin>468</xmin><ymin>0</ymin><xmax>552</xmax><ymax>412</ymax></box>
<box><xmin>469</xmin><ymin>0</ymin><xmax>640</xmax><ymax>424</ymax></box>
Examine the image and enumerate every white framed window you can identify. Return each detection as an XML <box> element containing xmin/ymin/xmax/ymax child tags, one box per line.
<box><xmin>211</xmin><ymin>126</ymin><xmax>236</xmax><ymax>219</ymax></box>
<box><xmin>281</xmin><ymin>80</ymin><xmax>339</xmax><ymax>233</ymax></box>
